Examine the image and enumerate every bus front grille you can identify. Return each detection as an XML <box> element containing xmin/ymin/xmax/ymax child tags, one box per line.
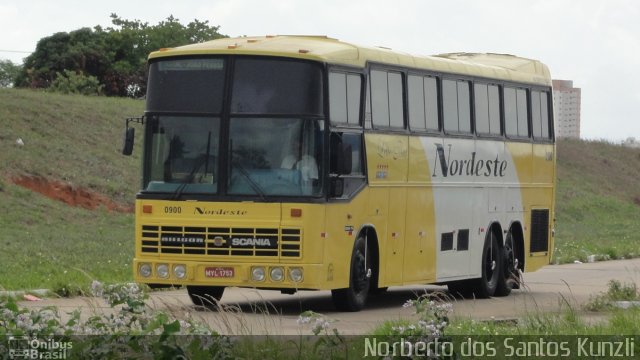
<box><xmin>139</xmin><ymin>225</ymin><xmax>301</xmax><ymax>258</ymax></box>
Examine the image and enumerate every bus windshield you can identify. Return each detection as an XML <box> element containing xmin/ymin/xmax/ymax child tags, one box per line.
<box><xmin>142</xmin><ymin>56</ymin><xmax>325</xmax><ymax>198</ymax></box>
<box><xmin>144</xmin><ymin>115</ymin><xmax>221</xmax><ymax>194</ymax></box>
<box><xmin>229</xmin><ymin>118</ymin><xmax>323</xmax><ymax>196</ymax></box>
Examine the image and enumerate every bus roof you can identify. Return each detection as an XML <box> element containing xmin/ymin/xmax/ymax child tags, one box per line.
<box><xmin>149</xmin><ymin>35</ymin><xmax>552</xmax><ymax>86</ymax></box>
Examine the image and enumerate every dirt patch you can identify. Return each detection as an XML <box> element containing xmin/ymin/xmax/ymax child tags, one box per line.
<box><xmin>13</xmin><ymin>175</ymin><xmax>133</xmax><ymax>213</ymax></box>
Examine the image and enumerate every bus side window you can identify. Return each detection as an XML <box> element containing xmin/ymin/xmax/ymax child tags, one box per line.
<box><xmin>329</xmin><ymin>72</ymin><xmax>362</xmax><ymax>126</ymax></box>
<box><xmin>505</xmin><ymin>86</ymin><xmax>529</xmax><ymax>138</ymax></box>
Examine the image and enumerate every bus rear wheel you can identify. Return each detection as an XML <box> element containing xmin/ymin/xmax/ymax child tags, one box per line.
<box><xmin>495</xmin><ymin>232</ymin><xmax>519</xmax><ymax>296</ymax></box>
<box><xmin>332</xmin><ymin>236</ymin><xmax>371</xmax><ymax>312</ymax></box>
<box><xmin>472</xmin><ymin>231</ymin><xmax>501</xmax><ymax>298</ymax></box>
<box><xmin>187</xmin><ymin>286</ymin><xmax>225</xmax><ymax>308</ymax></box>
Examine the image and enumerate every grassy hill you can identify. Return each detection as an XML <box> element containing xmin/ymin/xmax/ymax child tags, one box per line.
<box><xmin>554</xmin><ymin>139</ymin><xmax>640</xmax><ymax>263</ymax></box>
<box><xmin>0</xmin><ymin>89</ymin><xmax>143</xmax><ymax>293</ymax></box>
<box><xmin>1</xmin><ymin>88</ymin><xmax>639</xmax><ymax>293</ymax></box>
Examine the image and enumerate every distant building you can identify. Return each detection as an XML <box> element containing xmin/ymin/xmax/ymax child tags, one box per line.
<box><xmin>622</xmin><ymin>137</ymin><xmax>640</xmax><ymax>148</ymax></box>
<box><xmin>552</xmin><ymin>80</ymin><xmax>581</xmax><ymax>139</ymax></box>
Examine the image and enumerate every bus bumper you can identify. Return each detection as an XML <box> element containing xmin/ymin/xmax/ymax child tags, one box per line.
<box><xmin>133</xmin><ymin>258</ymin><xmax>325</xmax><ymax>290</ymax></box>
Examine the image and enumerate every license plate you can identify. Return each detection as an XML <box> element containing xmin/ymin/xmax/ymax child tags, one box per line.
<box><xmin>205</xmin><ymin>267</ymin><xmax>234</xmax><ymax>278</ymax></box>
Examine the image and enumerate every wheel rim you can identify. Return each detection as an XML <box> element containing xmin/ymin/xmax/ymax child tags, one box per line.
<box><xmin>484</xmin><ymin>236</ymin><xmax>499</xmax><ymax>283</ymax></box>
<box><xmin>503</xmin><ymin>236</ymin><xmax>516</xmax><ymax>282</ymax></box>
<box><xmin>353</xmin><ymin>248</ymin><xmax>368</xmax><ymax>293</ymax></box>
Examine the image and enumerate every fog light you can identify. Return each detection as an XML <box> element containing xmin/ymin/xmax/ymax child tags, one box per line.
<box><xmin>251</xmin><ymin>267</ymin><xmax>265</xmax><ymax>282</ymax></box>
<box><xmin>289</xmin><ymin>267</ymin><xmax>303</xmax><ymax>283</ymax></box>
<box><xmin>173</xmin><ymin>265</ymin><xmax>186</xmax><ymax>279</ymax></box>
<box><xmin>270</xmin><ymin>267</ymin><xmax>284</xmax><ymax>282</ymax></box>
<box><xmin>157</xmin><ymin>264</ymin><xmax>169</xmax><ymax>278</ymax></box>
<box><xmin>139</xmin><ymin>263</ymin><xmax>152</xmax><ymax>278</ymax></box>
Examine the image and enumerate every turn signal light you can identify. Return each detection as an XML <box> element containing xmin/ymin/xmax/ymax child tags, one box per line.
<box><xmin>142</xmin><ymin>205</ymin><xmax>152</xmax><ymax>214</ymax></box>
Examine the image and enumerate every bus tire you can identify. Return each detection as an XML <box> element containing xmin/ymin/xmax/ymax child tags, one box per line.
<box><xmin>331</xmin><ymin>236</ymin><xmax>371</xmax><ymax>311</ymax></box>
<box><xmin>495</xmin><ymin>231</ymin><xmax>518</xmax><ymax>296</ymax></box>
<box><xmin>187</xmin><ymin>286</ymin><xmax>225</xmax><ymax>308</ymax></box>
<box><xmin>472</xmin><ymin>231</ymin><xmax>501</xmax><ymax>298</ymax></box>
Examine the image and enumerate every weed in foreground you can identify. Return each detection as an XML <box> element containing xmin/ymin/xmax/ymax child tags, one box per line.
<box><xmin>585</xmin><ymin>279</ymin><xmax>639</xmax><ymax>311</ymax></box>
<box><xmin>0</xmin><ymin>280</ymin><xmax>233</xmax><ymax>358</ymax></box>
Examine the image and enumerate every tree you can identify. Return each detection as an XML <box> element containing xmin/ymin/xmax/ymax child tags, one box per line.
<box><xmin>0</xmin><ymin>60</ymin><xmax>22</xmax><ymax>87</ymax></box>
<box><xmin>15</xmin><ymin>27</ymin><xmax>112</xmax><ymax>90</ymax></box>
<box><xmin>48</xmin><ymin>69</ymin><xmax>104</xmax><ymax>96</ymax></box>
<box><xmin>15</xmin><ymin>14</ymin><xmax>226</xmax><ymax>96</ymax></box>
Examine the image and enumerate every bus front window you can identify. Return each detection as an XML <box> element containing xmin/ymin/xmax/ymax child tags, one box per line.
<box><xmin>142</xmin><ymin>56</ymin><xmax>325</xmax><ymax>198</ymax></box>
<box><xmin>228</xmin><ymin>118</ymin><xmax>323</xmax><ymax>196</ymax></box>
<box><xmin>144</xmin><ymin>116</ymin><xmax>220</xmax><ymax>194</ymax></box>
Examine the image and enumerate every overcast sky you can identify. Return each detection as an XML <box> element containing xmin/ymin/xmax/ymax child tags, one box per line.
<box><xmin>1</xmin><ymin>0</ymin><xmax>638</xmax><ymax>141</ymax></box>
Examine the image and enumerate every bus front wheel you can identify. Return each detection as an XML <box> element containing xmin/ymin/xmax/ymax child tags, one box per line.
<box><xmin>187</xmin><ymin>285</ymin><xmax>225</xmax><ymax>308</ymax></box>
<box><xmin>331</xmin><ymin>236</ymin><xmax>371</xmax><ymax>312</ymax></box>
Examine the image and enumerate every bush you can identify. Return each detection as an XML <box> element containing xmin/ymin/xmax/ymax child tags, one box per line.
<box><xmin>48</xmin><ymin>70</ymin><xmax>104</xmax><ymax>96</ymax></box>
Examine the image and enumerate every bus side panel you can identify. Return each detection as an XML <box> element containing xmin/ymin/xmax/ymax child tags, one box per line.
<box><xmin>507</xmin><ymin>142</ymin><xmax>554</xmax><ymax>272</ymax></box>
<box><xmin>385</xmin><ymin>187</ymin><xmax>407</xmax><ymax>285</ymax></box>
<box><xmin>367</xmin><ymin>187</ymin><xmax>389</xmax><ymax>285</ymax></box>
<box><xmin>364</xmin><ymin>133</ymin><xmax>409</xmax><ymax>287</ymax></box>
<box><xmin>324</xmin><ymin>188</ymin><xmax>376</xmax><ymax>289</ymax></box>
<box><xmin>403</xmin><ymin>136</ymin><xmax>437</xmax><ymax>283</ymax></box>
<box><xmin>525</xmin><ymin>143</ymin><xmax>556</xmax><ymax>271</ymax></box>
<box><xmin>421</xmin><ymin>137</ymin><xmax>526</xmax><ymax>281</ymax></box>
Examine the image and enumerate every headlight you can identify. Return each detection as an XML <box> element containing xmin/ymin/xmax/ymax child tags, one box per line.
<box><xmin>156</xmin><ymin>264</ymin><xmax>169</xmax><ymax>278</ymax></box>
<box><xmin>251</xmin><ymin>267</ymin><xmax>265</xmax><ymax>282</ymax></box>
<box><xmin>173</xmin><ymin>265</ymin><xmax>186</xmax><ymax>279</ymax></box>
<box><xmin>270</xmin><ymin>267</ymin><xmax>284</xmax><ymax>282</ymax></box>
<box><xmin>139</xmin><ymin>263</ymin><xmax>152</xmax><ymax>278</ymax></box>
<box><xmin>289</xmin><ymin>267</ymin><xmax>303</xmax><ymax>283</ymax></box>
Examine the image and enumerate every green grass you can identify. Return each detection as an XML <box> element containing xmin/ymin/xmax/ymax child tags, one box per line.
<box><xmin>451</xmin><ymin>280</ymin><xmax>640</xmax><ymax>335</ymax></box>
<box><xmin>378</xmin><ymin>284</ymin><xmax>640</xmax><ymax>336</ymax></box>
<box><xmin>447</xmin><ymin>305</ymin><xmax>640</xmax><ymax>336</ymax></box>
<box><xmin>0</xmin><ymin>88</ymin><xmax>143</xmax><ymax>203</ymax></box>
<box><xmin>554</xmin><ymin>139</ymin><xmax>640</xmax><ymax>263</ymax></box>
<box><xmin>0</xmin><ymin>182</ymin><xmax>133</xmax><ymax>294</ymax></box>
<box><xmin>0</xmin><ymin>89</ymin><xmax>142</xmax><ymax>293</ymax></box>
<box><xmin>0</xmin><ymin>88</ymin><xmax>639</xmax><ymax>292</ymax></box>
<box><xmin>584</xmin><ymin>279</ymin><xmax>639</xmax><ymax>311</ymax></box>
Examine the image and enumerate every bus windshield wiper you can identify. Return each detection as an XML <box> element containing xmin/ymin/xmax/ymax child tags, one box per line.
<box><xmin>171</xmin><ymin>132</ymin><xmax>213</xmax><ymax>200</ymax></box>
<box><xmin>171</xmin><ymin>154</ymin><xmax>208</xmax><ymax>200</ymax></box>
<box><xmin>231</xmin><ymin>160</ymin><xmax>267</xmax><ymax>201</ymax></box>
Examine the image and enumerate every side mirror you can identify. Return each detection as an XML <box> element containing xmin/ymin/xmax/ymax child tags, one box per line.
<box><xmin>330</xmin><ymin>133</ymin><xmax>353</xmax><ymax>175</ymax></box>
<box><xmin>338</xmin><ymin>143</ymin><xmax>352</xmax><ymax>175</ymax></box>
<box><xmin>329</xmin><ymin>178</ymin><xmax>344</xmax><ymax>198</ymax></box>
<box><xmin>122</xmin><ymin>127</ymin><xmax>135</xmax><ymax>156</ymax></box>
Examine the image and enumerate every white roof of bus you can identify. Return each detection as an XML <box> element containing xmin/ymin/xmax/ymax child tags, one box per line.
<box><xmin>149</xmin><ymin>35</ymin><xmax>552</xmax><ymax>86</ymax></box>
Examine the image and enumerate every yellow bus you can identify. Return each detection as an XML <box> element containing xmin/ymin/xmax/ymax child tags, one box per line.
<box><xmin>122</xmin><ymin>35</ymin><xmax>555</xmax><ymax>311</ymax></box>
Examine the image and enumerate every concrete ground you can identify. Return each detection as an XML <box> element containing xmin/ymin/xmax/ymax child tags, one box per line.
<box><xmin>17</xmin><ymin>258</ymin><xmax>640</xmax><ymax>335</ymax></box>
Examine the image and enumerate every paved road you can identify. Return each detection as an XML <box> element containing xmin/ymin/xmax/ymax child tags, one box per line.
<box><xmin>18</xmin><ymin>258</ymin><xmax>640</xmax><ymax>335</ymax></box>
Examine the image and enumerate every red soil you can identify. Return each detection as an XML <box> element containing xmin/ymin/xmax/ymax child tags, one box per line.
<box><xmin>13</xmin><ymin>175</ymin><xmax>133</xmax><ymax>213</ymax></box>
